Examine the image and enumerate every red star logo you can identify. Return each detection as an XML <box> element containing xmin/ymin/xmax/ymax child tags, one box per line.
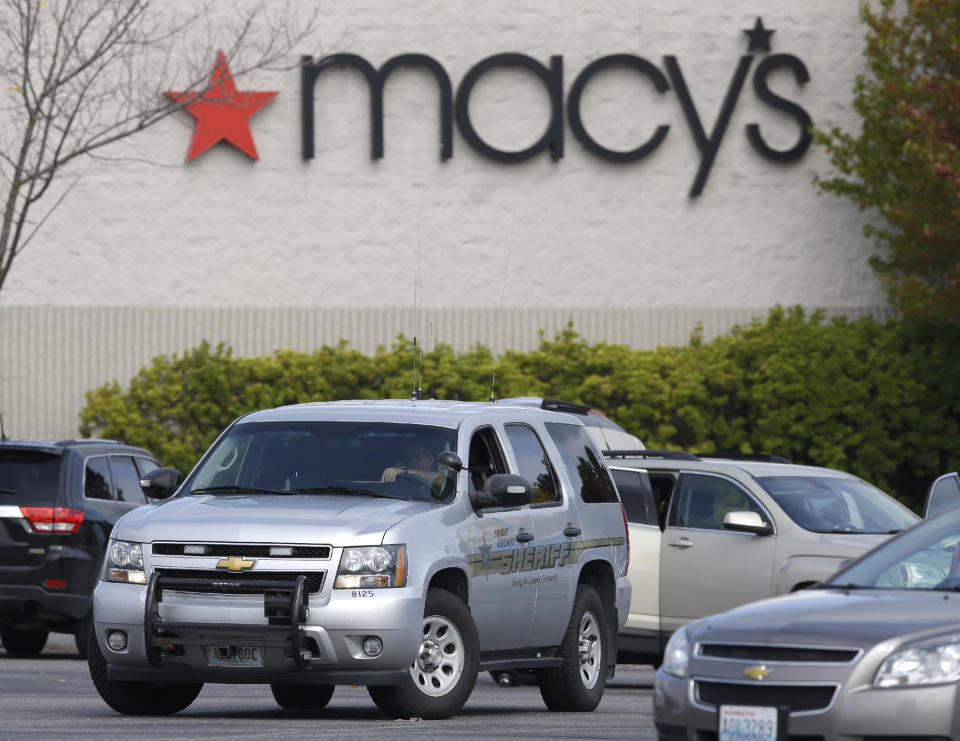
<box><xmin>165</xmin><ymin>50</ymin><xmax>277</xmax><ymax>162</ymax></box>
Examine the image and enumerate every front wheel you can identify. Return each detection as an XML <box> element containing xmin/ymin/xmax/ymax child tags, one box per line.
<box><xmin>270</xmin><ymin>683</ymin><xmax>335</xmax><ymax>710</ymax></box>
<box><xmin>538</xmin><ymin>584</ymin><xmax>608</xmax><ymax>711</ymax></box>
<box><xmin>368</xmin><ymin>587</ymin><xmax>479</xmax><ymax>719</ymax></box>
<box><xmin>74</xmin><ymin>611</ymin><xmax>93</xmax><ymax>659</ymax></box>
<box><xmin>0</xmin><ymin>628</ymin><xmax>48</xmax><ymax>657</ymax></box>
<box><xmin>87</xmin><ymin>630</ymin><xmax>202</xmax><ymax>715</ymax></box>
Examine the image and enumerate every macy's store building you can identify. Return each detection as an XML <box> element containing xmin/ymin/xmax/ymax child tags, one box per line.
<box><xmin>0</xmin><ymin>0</ymin><xmax>889</xmax><ymax>439</ymax></box>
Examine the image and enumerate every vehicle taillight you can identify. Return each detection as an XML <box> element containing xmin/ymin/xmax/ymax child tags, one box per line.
<box><xmin>19</xmin><ymin>506</ymin><xmax>85</xmax><ymax>534</ymax></box>
<box><xmin>620</xmin><ymin>504</ymin><xmax>630</xmax><ymax>577</ymax></box>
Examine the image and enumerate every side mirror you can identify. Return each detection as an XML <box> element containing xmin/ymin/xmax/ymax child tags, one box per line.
<box><xmin>723</xmin><ymin>510</ymin><xmax>773</xmax><ymax>536</ymax></box>
<box><xmin>925</xmin><ymin>472</ymin><xmax>960</xmax><ymax>518</ymax></box>
<box><xmin>476</xmin><ymin>473</ymin><xmax>534</xmax><ymax>509</ymax></box>
<box><xmin>437</xmin><ymin>451</ymin><xmax>465</xmax><ymax>472</ymax></box>
<box><xmin>139</xmin><ymin>467</ymin><xmax>183</xmax><ymax>500</ymax></box>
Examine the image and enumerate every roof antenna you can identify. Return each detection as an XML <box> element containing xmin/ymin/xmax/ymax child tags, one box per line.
<box><xmin>411</xmin><ymin>225</ymin><xmax>424</xmax><ymax>401</ymax></box>
<box><xmin>0</xmin><ymin>414</ymin><xmax>7</xmax><ymax>442</ymax></box>
<box><xmin>428</xmin><ymin>321</ymin><xmax>435</xmax><ymax>399</ymax></box>
<box><xmin>489</xmin><ymin>212</ymin><xmax>516</xmax><ymax>403</ymax></box>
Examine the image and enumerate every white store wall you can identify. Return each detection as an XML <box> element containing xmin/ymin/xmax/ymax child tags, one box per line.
<box><xmin>0</xmin><ymin>1</ymin><xmax>889</xmax><ymax>439</ymax></box>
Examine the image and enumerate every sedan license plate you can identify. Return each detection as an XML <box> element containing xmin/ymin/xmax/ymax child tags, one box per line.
<box><xmin>208</xmin><ymin>645</ymin><xmax>262</xmax><ymax>667</ymax></box>
<box><xmin>719</xmin><ymin>705</ymin><xmax>778</xmax><ymax>741</ymax></box>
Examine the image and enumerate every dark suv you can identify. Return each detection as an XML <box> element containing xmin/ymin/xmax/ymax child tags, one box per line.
<box><xmin>0</xmin><ymin>438</ymin><xmax>160</xmax><ymax>658</ymax></box>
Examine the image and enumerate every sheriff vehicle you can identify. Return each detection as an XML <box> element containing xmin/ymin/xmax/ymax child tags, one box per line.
<box><xmin>88</xmin><ymin>399</ymin><xmax>631</xmax><ymax>719</ymax></box>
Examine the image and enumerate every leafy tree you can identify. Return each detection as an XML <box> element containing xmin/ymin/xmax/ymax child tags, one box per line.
<box><xmin>0</xmin><ymin>0</ymin><xmax>316</xmax><ymax>293</ymax></box>
<box><xmin>80</xmin><ymin>309</ymin><xmax>960</xmax><ymax>511</ymax></box>
<box><xmin>815</xmin><ymin>0</ymin><xmax>960</xmax><ymax>321</ymax></box>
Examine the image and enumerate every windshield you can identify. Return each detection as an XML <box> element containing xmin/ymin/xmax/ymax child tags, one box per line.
<box><xmin>758</xmin><ymin>475</ymin><xmax>918</xmax><ymax>534</ymax></box>
<box><xmin>829</xmin><ymin>507</ymin><xmax>960</xmax><ymax>591</ymax></box>
<box><xmin>188</xmin><ymin>421</ymin><xmax>458</xmax><ymax>503</ymax></box>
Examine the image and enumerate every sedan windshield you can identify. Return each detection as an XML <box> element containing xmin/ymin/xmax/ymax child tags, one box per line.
<box><xmin>829</xmin><ymin>506</ymin><xmax>960</xmax><ymax>591</ymax></box>
<box><xmin>187</xmin><ymin>421</ymin><xmax>458</xmax><ymax>503</ymax></box>
<box><xmin>758</xmin><ymin>475</ymin><xmax>918</xmax><ymax>534</ymax></box>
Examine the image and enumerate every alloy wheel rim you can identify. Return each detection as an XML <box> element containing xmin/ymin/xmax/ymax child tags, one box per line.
<box><xmin>409</xmin><ymin>613</ymin><xmax>465</xmax><ymax>697</ymax></box>
<box><xmin>577</xmin><ymin>610</ymin><xmax>601</xmax><ymax>689</ymax></box>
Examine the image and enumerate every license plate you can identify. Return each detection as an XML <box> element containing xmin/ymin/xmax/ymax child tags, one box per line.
<box><xmin>208</xmin><ymin>645</ymin><xmax>262</xmax><ymax>667</ymax></box>
<box><xmin>719</xmin><ymin>705</ymin><xmax>778</xmax><ymax>741</ymax></box>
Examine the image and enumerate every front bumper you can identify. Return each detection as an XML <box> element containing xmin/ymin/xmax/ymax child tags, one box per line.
<box><xmin>654</xmin><ymin>666</ymin><xmax>960</xmax><ymax>739</ymax></box>
<box><xmin>94</xmin><ymin>575</ymin><xmax>426</xmax><ymax>686</ymax></box>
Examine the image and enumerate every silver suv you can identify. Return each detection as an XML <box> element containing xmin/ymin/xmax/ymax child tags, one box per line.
<box><xmin>606</xmin><ymin>452</ymin><xmax>918</xmax><ymax>664</ymax></box>
<box><xmin>87</xmin><ymin>400</ymin><xmax>631</xmax><ymax>719</ymax></box>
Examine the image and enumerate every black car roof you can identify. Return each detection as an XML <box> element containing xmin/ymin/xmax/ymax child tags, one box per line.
<box><xmin>0</xmin><ymin>438</ymin><xmax>154</xmax><ymax>457</ymax></box>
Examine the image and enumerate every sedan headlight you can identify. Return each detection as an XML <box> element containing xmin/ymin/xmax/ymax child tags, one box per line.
<box><xmin>662</xmin><ymin>625</ymin><xmax>691</xmax><ymax>678</ymax></box>
<box><xmin>334</xmin><ymin>545</ymin><xmax>406</xmax><ymax>589</ymax></box>
<box><xmin>875</xmin><ymin>634</ymin><xmax>960</xmax><ymax>687</ymax></box>
<box><xmin>103</xmin><ymin>539</ymin><xmax>146</xmax><ymax>584</ymax></box>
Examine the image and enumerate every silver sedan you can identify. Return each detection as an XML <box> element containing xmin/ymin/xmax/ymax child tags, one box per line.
<box><xmin>654</xmin><ymin>503</ymin><xmax>960</xmax><ymax>740</ymax></box>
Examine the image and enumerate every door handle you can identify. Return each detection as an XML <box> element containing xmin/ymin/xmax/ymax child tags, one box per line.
<box><xmin>563</xmin><ymin>523</ymin><xmax>581</xmax><ymax>537</ymax></box>
<box><xmin>516</xmin><ymin>529</ymin><xmax>535</xmax><ymax>543</ymax></box>
<box><xmin>667</xmin><ymin>537</ymin><xmax>694</xmax><ymax>549</ymax></box>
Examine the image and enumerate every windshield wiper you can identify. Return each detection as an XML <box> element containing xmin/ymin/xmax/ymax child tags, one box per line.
<box><xmin>190</xmin><ymin>485</ymin><xmax>295</xmax><ymax>496</ymax></box>
<box><xmin>294</xmin><ymin>486</ymin><xmax>398</xmax><ymax>499</ymax></box>
<box><xmin>819</xmin><ymin>583</ymin><xmax>869</xmax><ymax>590</ymax></box>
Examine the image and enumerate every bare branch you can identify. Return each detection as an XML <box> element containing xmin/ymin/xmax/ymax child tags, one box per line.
<box><xmin>0</xmin><ymin>0</ymin><xmax>319</xmax><ymax>294</ymax></box>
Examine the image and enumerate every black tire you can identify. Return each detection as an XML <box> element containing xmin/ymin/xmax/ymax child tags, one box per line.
<box><xmin>368</xmin><ymin>587</ymin><xmax>479</xmax><ymax>720</ymax></box>
<box><xmin>270</xmin><ymin>683</ymin><xmax>335</xmax><ymax>711</ymax></box>
<box><xmin>74</xmin><ymin>611</ymin><xmax>93</xmax><ymax>659</ymax></box>
<box><xmin>87</xmin><ymin>629</ymin><xmax>202</xmax><ymax>715</ymax></box>
<box><xmin>538</xmin><ymin>584</ymin><xmax>608</xmax><ymax>712</ymax></box>
<box><xmin>1</xmin><ymin>628</ymin><xmax>48</xmax><ymax>657</ymax></box>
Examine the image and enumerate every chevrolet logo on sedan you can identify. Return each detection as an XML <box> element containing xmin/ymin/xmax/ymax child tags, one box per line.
<box><xmin>216</xmin><ymin>557</ymin><xmax>255</xmax><ymax>572</ymax></box>
<box><xmin>744</xmin><ymin>665</ymin><xmax>771</xmax><ymax>680</ymax></box>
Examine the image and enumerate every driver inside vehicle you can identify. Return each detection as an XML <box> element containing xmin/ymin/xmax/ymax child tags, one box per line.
<box><xmin>381</xmin><ymin>443</ymin><xmax>439</xmax><ymax>486</ymax></box>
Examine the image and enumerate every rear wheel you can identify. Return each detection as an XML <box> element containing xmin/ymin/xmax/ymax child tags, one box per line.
<box><xmin>270</xmin><ymin>683</ymin><xmax>335</xmax><ymax>710</ymax></box>
<box><xmin>0</xmin><ymin>628</ymin><xmax>48</xmax><ymax>657</ymax></box>
<box><xmin>87</xmin><ymin>629</ymin><xmax>202</xmax><ymax>715</ymax></box>
<box><xmin>368</xmin><ymin>587</ymin><xmax>478</xmax><ymax>719</ymax></box>
<box><xmin>538</xmin><ymin>584</ymin><xmax>607</xmax><ymax>712</ymax></box>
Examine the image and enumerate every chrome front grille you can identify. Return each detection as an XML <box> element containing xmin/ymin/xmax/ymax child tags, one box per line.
<box><xmin>152</xmin><ymin>542</ymin><xmax>331</xmax><ymax>559</ymax></box>
<box><xmin>698</xmin><ymin>642</ymin><xmax>859</xmax><ymax>664</ymax></box>
<box><xmin>153</xmin><ymin>568</ymin><xmax>325</xmax><ymax>594</ymax></box>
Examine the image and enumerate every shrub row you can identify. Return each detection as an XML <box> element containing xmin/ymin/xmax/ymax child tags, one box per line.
<box><xmin>80</xmin><ymin>307</ymin><xmax>960</xmax><ymax>512</ymax></box>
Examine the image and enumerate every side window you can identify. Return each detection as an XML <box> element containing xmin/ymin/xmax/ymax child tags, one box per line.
<box><xmin>467</xmin><ymin>427</ymin><xmax>508</xmax><ymax>492</ymax></box>
<box><xmin>544</xmin><ymin>422</ymin><xmax>618</xmax><ymax>504</ymax></box>
<box><xmin>110</xmin><ymin>456</ymin><xmax>146</xmax><ymax>504</ymax></box>
<box><xmin>671</xmin><ymin>474</ymin><xmax>765</xmax><ymax>531</ymax></box>
<box><xmin>134</xmin><ymin>457</ymin><xmax>159</xmax><ymax>476</ymax></box>
<box><xmin>84</xmin><ymin>456</ymin><xmax>114</xmax><ymax>500</ymax></box>
<box><xmin>611</xmin><ymin>469</ymin><xmax>655</xmax><ymax>525</ymax></box>
<box><xmin>649</xmin><ymin>471</ymin><xmax>678</xmax><ymax>529</ymax></box>
<box><xmin>504</xmin><ymin>424</ymin><xmax>560</xmax><ymax>504</ymax></box>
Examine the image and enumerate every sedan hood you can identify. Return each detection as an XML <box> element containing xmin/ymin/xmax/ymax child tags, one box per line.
<box><xmin>114</xmin><ymin>494</ymin><xmax>433</xmax><ymax>546</ymax></box>
<box><xmin>700</xmin><ymin>589</ymin><xmax>960</xmax><ymax>648</ymax></box>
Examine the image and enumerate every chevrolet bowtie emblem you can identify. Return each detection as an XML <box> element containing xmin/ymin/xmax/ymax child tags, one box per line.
<box><xmin>744</xmin><ymin>665</ymin><xmax>771</xmax><ymax>681</ymax></box>
<box><xmin>216</xmin><ymin>556</ymin><xmax>255</xmax><ymax>572</ymax></box>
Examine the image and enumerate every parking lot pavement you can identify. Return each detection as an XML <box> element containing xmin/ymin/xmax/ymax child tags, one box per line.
<box><xmin>1</xmin><ymin>636</ymin><xmax>657</xmax><ymax>740</ymax></box>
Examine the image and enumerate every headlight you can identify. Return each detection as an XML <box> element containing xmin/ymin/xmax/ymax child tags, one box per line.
<box><xmin>103</xmin><ymin>539</ymin><xmax>146</xmax><ymax>584</ymax></box>
<box><xmin>662</xmin><ymin>625</ymin><xmax>691</xmax><ymax>678</ymax></box>
<box><xmin>334</xmin><ymin>545</ymin><xmax>406</xmax><ymax>589</ymax></box>
<box><xmin>875</xmin><ymin>634</ymin><xmax>960</xmax><ymax>688</ymax></box>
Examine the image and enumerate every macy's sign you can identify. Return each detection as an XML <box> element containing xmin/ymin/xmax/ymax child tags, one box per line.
<box><xmin>299</xmin><ymin>18</ymin><xmax>812</xmax><ymax>197</ymax></box>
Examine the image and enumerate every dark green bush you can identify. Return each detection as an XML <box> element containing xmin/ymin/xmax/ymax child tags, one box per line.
<box><xmin>80</xmin><ymin>307</ymin><xmax>960</xmax><ymax>511</ymax></box>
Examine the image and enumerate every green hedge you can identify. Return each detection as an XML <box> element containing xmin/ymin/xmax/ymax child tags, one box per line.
<box><xmin>79</xmin><ymin>307</ymin><xmax>960</xmax><ymax>512</ymax></box>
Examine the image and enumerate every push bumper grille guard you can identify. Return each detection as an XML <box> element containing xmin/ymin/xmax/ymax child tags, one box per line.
<box><xmin>144</xmin><ymin>571</ymin><xmax>313</xmax><ymax>670</ymax></box>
